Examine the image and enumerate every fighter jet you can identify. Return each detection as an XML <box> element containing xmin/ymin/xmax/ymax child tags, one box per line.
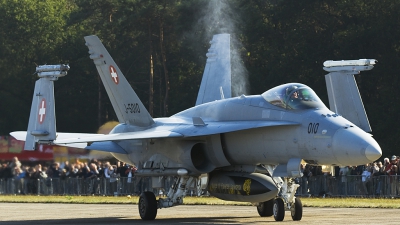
<box><xmin>11</xmin><ymin>34</ymin><xmax>382</xmax><ymax>221</ymax></box>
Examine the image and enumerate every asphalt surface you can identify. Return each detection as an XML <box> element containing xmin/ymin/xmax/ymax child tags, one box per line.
<box><xmin>0</xmin><ymin>203</ymin><xmax>395</xmax><ymax>224</ymax></box>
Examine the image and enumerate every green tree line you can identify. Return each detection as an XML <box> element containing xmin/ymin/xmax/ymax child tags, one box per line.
<box><xmin>0</xmin><ymin>0</ymin><xmax>399</xmax><ymax>157</ymax></box>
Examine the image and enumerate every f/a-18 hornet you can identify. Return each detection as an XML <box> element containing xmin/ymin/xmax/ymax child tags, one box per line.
<box><xmin>11</xmin><ymin>34</ymin><xmax>381</xmax><ymax>221</ymax></box>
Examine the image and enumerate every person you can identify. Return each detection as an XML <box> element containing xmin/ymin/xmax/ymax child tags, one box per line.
<box><xmin>397</xmin><ymin>156</ymin><xmax>400</xmax><ymax>195</ymax></box>
<box><xmin>26</xmin><ymin>166</ymin><xmax>38</xmax><ymax>194</ymax></box>
<box><xmin>125</xmin><ymin>165</ymin><xmax>137</xmax><ymax>194</ymax></box>
<box><xmin>103</xmin><ymin>162</ymin><xmax>111</xmax><ymax>179</ymax></box>
<box><xmin>384</xmin><ymin>155</ymin><xmax>398</xmax><ymax>196</ymax></box>
<box><xmin>301</xmin><ymin>164</ymin><xmax>311</xmax><ymax>195</ymax></box>
<box><xmin>9</xmin><ymin>157</ymin><xmax>21</xmax><ymax>172</ymax></box>
<box><xmin>86</xmin><ymin>163</ymin><xmax>100</xmax><ymax>195</ymax></box>
<box><xmin>361</xmin><ymin>164</ymin><xmax>372</xmax><ymax>195</ymax></box>
<box><xmin>339</xmin><ymin>166</ymin><xmax>349</xmax><ymax>195</ymax></box>
<box><xmin>13</xmin><ymin>166</ymin><xmax>26</xmax><ymax>194</ymax></box>
<box><xmin>97</xmin><ymin>161</ymin><xmax>104</xmax><ymax>178</ymax></box>
<box><xmin>47</xmin><ymin>162</ymin><xmax>62</xmax><ymax>194</ymax></box>
<box><xmin>103</xmin><ymin>162</ymin><xmax>112</xmax><ymax>195</ymax></box>
<box><xmin>108</xmin><ymin>164</ymin><xmax>119</xmax><ymax>196</ymax></box>
<box><xmin>62</xmin><ymin>161</ymin><xmax>71</xmax><ymax>177</ymax></box>
<box><xmin>285</xmin><ymin>86</ymin><xmax>301</xmax><ymax>109</ymax></box>
<box><xmin>33</xmin><ymin>164</ymin><xmax>48</xmax><ymax>194</ymax></box>
<box><xmin>47</xmin><ymin>162</ymin><xmax>60</xmax><ymax>179</ymax></box>
<box><xmin>371</xmin><ymin>161</ymin><xmax>383</xmax><ymax>195</ymax></box>
<box><xmin>117</xmin><ymin>162</ymin><xmax>128</xmax><ymax>194</ymax></box>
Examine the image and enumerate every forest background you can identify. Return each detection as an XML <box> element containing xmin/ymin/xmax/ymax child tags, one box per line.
<box><xmin>0</xmin><ymin>0</ymin><xmax>398</xmax><ymax>159</ymax></box>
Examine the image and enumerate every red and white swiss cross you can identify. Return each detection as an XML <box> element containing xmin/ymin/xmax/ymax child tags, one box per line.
<box><xmin>38</xmin><ymin>98</ymin><xmax>46</xmax><ymax>124</ymax></box>
<box><xmin>109</xmin><ymin>65</ymin><xmax>119</xmax><ymax>84</ymax></box>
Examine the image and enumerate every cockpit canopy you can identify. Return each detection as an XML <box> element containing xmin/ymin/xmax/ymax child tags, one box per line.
<box><xmin>261</xmin><ymin>83</ymin><xmax>327</xmax><ymax>110</ymax></box>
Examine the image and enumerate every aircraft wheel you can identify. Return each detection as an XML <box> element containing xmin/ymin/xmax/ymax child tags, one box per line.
<box><xmin>273</xmin><ymin>198</ymin><xmax>285</xmax><ymax>221</ymax></box>
<box><xmin>257</xmin><ymin>199</ymin><xmax>273</xmax><ymax>217</ymax></box>
<box><xmin>291</xmin><ymin>197</ymin><xmax>303</xmax><ymax>221</ymax></box>
<box><xmin>138</xmin><ymin>191</ymin><xmax>158</xmax><ymax>220</ymax></box>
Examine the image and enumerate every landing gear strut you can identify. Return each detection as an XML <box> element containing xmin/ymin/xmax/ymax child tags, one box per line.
<box><xmin>138</xmin><ymin>176</ymin><xmax>190</xmax><ymax>220</ymax></box>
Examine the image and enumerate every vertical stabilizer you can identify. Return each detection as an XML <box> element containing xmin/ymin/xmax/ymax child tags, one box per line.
<box><xmin>324</xmin><ymin>59</ymin><xmax>376</xmax><ymax>132</ymax></box>
<box><xmin>196</xmin><ymin>34</ymin><xmax>231</xmax><ymax>105</ymax></box>
<box><xmin>25</xmin><ymin>65</ymin><xmax>69</xmax><ymax>150</ymax></box>
<box><xmin>84</xmin><ymin>35</ymin><xmax>154</xmax><ymax>127</ymax></box>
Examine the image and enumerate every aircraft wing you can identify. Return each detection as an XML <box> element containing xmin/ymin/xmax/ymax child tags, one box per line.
<box><xmin>53</xmin><ymin>130</ymin><xmax>183</xmax><ymax>145</ymax></box>
<box><xmin>11</xmin><ymin>120</ymin><xmax>298</xmax><ymax>151</ymax></box>
<box><xmin>48</xmin><ymin>120</ymin><xmax>298</xmax><ymax>144</ymax></box>
<box><xmin>173</xmin><ymin>120</ymin><xmax>299</xmax><ymax>137</ymax></box>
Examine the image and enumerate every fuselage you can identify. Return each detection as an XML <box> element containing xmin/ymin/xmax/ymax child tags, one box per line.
<box><xmin>110</xmin><ymin>83</ymin><xmax>382</xmax><ymax>174</ymax></box>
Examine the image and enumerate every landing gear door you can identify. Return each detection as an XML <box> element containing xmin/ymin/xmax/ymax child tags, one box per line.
<box><xmin>272</xmin><ymin>158</ymin><xmax>303</xmax><ymax>178</ymax></box>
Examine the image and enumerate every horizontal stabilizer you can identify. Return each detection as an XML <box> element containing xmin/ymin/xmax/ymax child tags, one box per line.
<box><xmin>11</xmin><ymin>131</ymin><xmax>102</xmax><ymax>149</ymax></box>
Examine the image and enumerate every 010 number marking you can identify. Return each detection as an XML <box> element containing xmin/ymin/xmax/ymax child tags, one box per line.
<box><xmin>124</xmin><ymin>103</ymin><xmax>140</xmax><ymax>113</ymax></box>
<box><xmin>308</xmin><ymin>123</ymin><xmax>319</xmax><ymax>134</ymax></box>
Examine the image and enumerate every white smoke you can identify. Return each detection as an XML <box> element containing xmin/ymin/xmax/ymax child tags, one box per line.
<box><xmin>192</xmin><ymin>0</ymin><xmax>249</xmax><ymax>96</ymax></box>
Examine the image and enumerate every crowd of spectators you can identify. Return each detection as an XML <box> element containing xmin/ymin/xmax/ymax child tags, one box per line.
<box><xmin>299</xmin><ymin>155</ymin><xmax>400</xmax><ymax>197</ymax></box>
<box><xmin>1</xmin><ymin>155</ymin><xmax>399</xmax><ymax>197</ymax></box>
<box><xmin>0</xmin><ymin>156</ymin><xmax>139</xmax><ymax>195</ymax></box>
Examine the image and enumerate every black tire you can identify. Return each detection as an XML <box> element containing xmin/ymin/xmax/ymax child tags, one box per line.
<box><xmin>257</xmin><ymin>199</ymin><xmax>274</xmax><ymax>217</ymax></box>
<box><xmin>138</xmin><ymin>191</ymin><xmax>158</xmax><ymax>220</ymax></box>
<box><xmin>291</xmin><ymin>198</ymin><xmax>303</xmax><ymax>221</ymax></box>
<box><xmin>273</xmin><ymin>198</ymin><xmax>285</xmax><ymax>221</ymax></box>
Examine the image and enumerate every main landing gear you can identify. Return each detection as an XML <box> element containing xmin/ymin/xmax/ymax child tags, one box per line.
<box><xmin>138</xmin><ymin>176</ymin><xmax>190</xmax><ymax>220</ymax></box>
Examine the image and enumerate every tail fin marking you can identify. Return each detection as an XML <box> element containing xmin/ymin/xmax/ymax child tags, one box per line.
<box><xmin>84</xmin><ymin>35</ymin><xmax>154</xmax><ymax>127</ymax></box>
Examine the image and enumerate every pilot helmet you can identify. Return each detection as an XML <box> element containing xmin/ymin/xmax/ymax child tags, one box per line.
<box><xmin>285</xmin><ymin>85</ymin><xmax>299</xmax><ymax>96</ymax></box>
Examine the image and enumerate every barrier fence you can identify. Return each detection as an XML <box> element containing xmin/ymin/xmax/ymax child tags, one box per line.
<box><xmin>1</xmin><ymin>175</ymin><xmax>399</xmax><ymax>198</ymax></box>
<box><xmin>296</xmin><ymin>175</ymin><xmax>400</xmax><ymax>197</ymax></box>
<box><xmin>0</xmin><ymin>176</ymin><xmax>194</xmax><ymax>197</ymax></box>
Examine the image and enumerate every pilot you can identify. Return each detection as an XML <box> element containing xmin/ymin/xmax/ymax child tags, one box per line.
<box><xmin>291</xmin><ymin>90</ymin><xmax>299</xmax><ymax>99</ymax></box>
<box><xmin>285</xmin><ymin>86</ymin><xmax>301</xmax><ymax>109</ymax></box>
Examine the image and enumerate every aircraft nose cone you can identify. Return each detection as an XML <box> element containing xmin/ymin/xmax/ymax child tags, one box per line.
<box><xmin>365</xmin><ymin>142</ymin><xmax>382</xmax><ymax>161</ymax></box>
<box><xmin>332</xmin><ymin>128</ymin><xmax>382</xmax><ymax>165</ymax></box>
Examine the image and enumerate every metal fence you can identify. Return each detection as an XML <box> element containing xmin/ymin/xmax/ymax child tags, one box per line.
<box><xmin>295</xmin><ymin>175</ymin><xmax>400</xmax><ymax>198</ymax></box>
<box><xmin>0</xmin><ymin>176</ymin><xmax>193</xmax><ymax>196</ymax></box>
<box><xmin>1</xmin><ymin>175</ymin><xmax>399</xmax><ymax>198</ymax></box>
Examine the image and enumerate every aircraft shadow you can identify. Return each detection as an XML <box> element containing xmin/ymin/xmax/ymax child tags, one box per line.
<box><xmin>1</xmin><ymin>216</ymin><xmax>277</xmax><ymax>225</ymax></box>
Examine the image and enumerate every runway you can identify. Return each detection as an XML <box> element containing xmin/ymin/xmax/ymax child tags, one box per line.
<box><xmin>0</xmin><ymin>203</ymin><xmax>395</xmax><ymax>224</ymax></box>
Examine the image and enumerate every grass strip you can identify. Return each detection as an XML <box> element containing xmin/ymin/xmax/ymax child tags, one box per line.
<box><xmin>0</xmin><ymin>195</ymin><xmax>399</xmax><ymax>208</ymax></box>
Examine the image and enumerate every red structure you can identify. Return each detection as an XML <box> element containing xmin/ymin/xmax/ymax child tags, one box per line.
<box><xmin>0</xmin><ymin>136</ymin><xmax>54</xmax><ymax>162</ymax></box>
